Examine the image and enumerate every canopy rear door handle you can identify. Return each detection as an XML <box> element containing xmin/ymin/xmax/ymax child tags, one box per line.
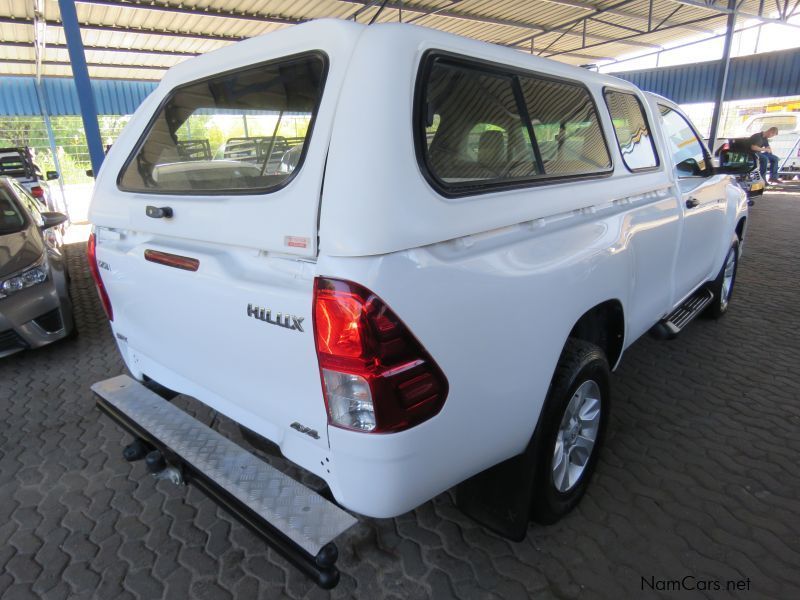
<box><xmin>146</xmin><ymin>205</ymin><xmax>173</xmax><ymax>219</ymax></box>
<box><xmin>685</xmin><ymin>198</ymin><xmax>700</xmax><ymax>209</ymax></box>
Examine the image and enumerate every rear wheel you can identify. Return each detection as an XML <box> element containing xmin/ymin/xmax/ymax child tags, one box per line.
<box><xmin>530</xmin><ymin>339</ymin><xmax>609</xmax><ymax>524</ymax></box>
<box><xmin>705</xmin><ymin>238</ymin><xmax>739</xmax><ymax>319</ymax></box>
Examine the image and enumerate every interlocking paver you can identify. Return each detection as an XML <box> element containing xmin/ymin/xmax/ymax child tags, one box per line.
<box><xmin>1</xmin><ymin>192</ymin><xmax>799</xmax><ymax>599</ymax></box>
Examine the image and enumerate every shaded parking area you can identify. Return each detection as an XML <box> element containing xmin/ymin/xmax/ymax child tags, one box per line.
<box><xmin>1</xmin><ymin>191</ymin><xmax>799</xmax><ymax>599</ymax></box>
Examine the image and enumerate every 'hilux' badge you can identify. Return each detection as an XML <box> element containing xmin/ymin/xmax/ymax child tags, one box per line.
<box><xmin>247</xmin><ymin>304</ymin><xmax>304</xmax><ymax>332</ymax></box>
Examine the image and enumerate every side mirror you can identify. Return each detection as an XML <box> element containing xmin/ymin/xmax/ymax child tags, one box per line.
<box><xmin>46</xmin><ymin>170</ymin><xmax>59</xmax><ymax>181</ymax></box>
<box><xmin>40</xmin><ymin>212</ymin><xmax>69</xmax><ymax>230</ymax></box>
<box><xmin>716</xmin><ymin>149</ymin><xmax>757</xmax><ymax>175</ymax></box>
<box><xmin>675</xmin><ymin>158</ymin><xmax>703</xmax><ymax>177</ymax></box>
<box><xmin>86</xmin><ymin>169</ymin><xmax>94</xmax><ymax>178</ymax></box>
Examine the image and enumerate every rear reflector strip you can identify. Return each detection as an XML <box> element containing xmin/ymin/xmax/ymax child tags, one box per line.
<box><xmin>144</xmin><ymin>250</ymin><xmax>200</xmax><ymax>272</ymax></box>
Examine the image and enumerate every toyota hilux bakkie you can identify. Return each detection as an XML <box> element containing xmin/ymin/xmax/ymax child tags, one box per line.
<box><xmin>88</xmin><ymin>20</ymin><xmax>751</xmax><ymax>587</ymax></box>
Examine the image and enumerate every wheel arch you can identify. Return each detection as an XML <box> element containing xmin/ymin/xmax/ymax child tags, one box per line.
<box><xmin>567</xmin><ymin>299</ymin><xmax>625</xmax><ymax>370</ymax></box>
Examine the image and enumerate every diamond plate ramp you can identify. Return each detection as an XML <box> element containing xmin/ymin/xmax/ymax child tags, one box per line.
<box><xmin>92</xmin><ymin>374</ymin><xmax>357</xmax><ymax>587</ymax></box>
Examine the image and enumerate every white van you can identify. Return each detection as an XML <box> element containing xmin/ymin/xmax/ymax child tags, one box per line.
<box><xmin>88</xmin><ymin>19</ymin><xmax>750</xmax><ymax>587</ymax></box>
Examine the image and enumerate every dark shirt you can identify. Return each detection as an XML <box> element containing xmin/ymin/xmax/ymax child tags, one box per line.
<box><xmin>749</xmin><ymin>131</ymin><xmax>769</xmax><ymax>150</ymax></box>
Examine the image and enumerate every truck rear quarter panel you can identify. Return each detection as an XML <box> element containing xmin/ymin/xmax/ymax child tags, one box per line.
<box><xmin>314</xmin><ymin>25</ymin><xmax>688</xmax><ymax>515</ymax></box>
<box><xmin>317</xmin><ymin>192</ymin><xmax>680</xmax><ymax>515</ymax></box>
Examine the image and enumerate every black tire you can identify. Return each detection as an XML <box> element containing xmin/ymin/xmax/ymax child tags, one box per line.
<box><xmin>704</xmin><ymin>238</ymin><xmax>739</xmax><ymax>319</ymax></box>
<box><xmin>530</xmin><ymin>338</ymin><xmax>610</xmax><ymax>524</ymax></box>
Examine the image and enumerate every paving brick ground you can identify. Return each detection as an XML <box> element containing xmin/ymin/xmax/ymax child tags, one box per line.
<box><xmin>1</xmin><ymin>191</ymin><xmax>799</xmax><ymax>599</ymax></box>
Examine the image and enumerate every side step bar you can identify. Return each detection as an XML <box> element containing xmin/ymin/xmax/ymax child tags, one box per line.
<box><xmin>92</xmin><ymin>375</ymin><xmax>357</xmax><ymax>589</ymax></box>
<box><xmin>650</xmin><ymin>287</ymin><xmax>714</xmax><ymax>339</ymax></box>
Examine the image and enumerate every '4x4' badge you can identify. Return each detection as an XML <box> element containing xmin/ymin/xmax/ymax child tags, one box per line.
<box><xmin>247</xmin><ymin>304</ymin><xmax>304</xmax><ymax>332</ymax></box>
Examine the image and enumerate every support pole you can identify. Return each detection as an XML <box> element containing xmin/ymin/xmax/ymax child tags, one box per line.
<box><xmin>34</xmin><ymin>81</ymin><xmax>68</xmax><ymax>215</ymax></box>
<box><xmin>708</xmin><ymin>0</ymin><xmax>737</xmax><ymax>143</ymax></box>
<box><xmin>57</xmin><ymin>0</ymin><xmax>105</xmax><ymax>175</ymax></box>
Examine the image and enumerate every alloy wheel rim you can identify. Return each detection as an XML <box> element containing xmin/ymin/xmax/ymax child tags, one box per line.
<box><xmin>720</xmin><ymin>248</ymin><xmax>736</xmax><ymax>310</ymax></box>
<box><xmin>551</xmin><ymin>380</ymin><xmax>602</xmax><ymax>493</ymax></box>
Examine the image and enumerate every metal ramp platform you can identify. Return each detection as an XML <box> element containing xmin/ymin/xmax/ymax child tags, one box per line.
<box><xmin>92</xmin><ymin>374</ymin><xmax>357</xmax><ymax>589</ymax></box>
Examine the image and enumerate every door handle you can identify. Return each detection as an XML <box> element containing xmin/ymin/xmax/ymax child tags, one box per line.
<box><xmin>146</xmin><ymin>205</ymin><xmax>173</xmax><ymax>219</ymax></box>
<box><xmin>685</xmin><ymin>198</ymin><xmax>700</xmax><ymax>209</ymax></box>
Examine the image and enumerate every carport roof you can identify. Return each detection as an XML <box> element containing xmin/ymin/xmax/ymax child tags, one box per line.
<box><xmin>1</xmin><ymin>1</ymin><xmax>799</xmax><ymax>80</ymax></box>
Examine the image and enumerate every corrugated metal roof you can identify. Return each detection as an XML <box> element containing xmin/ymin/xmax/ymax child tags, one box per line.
<box><xmin>0</xmin><ymin>77</ymin><xmax>156</xmax><ymax>115</ymax></box>
<box><xmin>0</xmin><ymin>0</ymin><xmax>796</xmax><ymax>86</ymax></box>
<box><xmin>0</xmin><ymin>0</ymin><xmax>790</xmax><ymax>80</ymax></box>
<box><xmin>613</xmin><ymin>46</ymin><xmax>800</xmax><ymax>103</ymax></box>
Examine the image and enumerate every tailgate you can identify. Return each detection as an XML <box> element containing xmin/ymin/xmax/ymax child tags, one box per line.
<box><xmin>86</xmin><ymin>25</ymin><xmax>365</xmax><ymax>451</ymax></box>
<box><xmin>96</xmin><ymin>228</ymin><xmax>329</xmax><ymax>448</ymax></box>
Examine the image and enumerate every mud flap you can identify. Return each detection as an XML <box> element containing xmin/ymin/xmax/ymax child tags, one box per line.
<box><xmin>456</xmin><ymin>441</ymin><xmax>539</xmax><ymax>542</ymax></box>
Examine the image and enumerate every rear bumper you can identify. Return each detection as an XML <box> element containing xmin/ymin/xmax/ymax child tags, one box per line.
<box><xmin>92</xmin><ymin>375</ymin><xmax>356</xmax><ymax>588</ymax></box>
<box><xmin>114</xmin><ymin>342</ymin><xmax>467</xmax><ymax>519</ymax></box>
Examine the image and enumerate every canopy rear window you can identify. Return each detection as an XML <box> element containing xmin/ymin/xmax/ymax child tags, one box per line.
<box><xmin>118</xmin><ymin>53</ymin><xmax>327</xmax><ymax>195</ymax></box>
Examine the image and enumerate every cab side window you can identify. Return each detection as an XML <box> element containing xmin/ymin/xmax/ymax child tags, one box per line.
<box><xmin>419</xmin><ymin>55</ymin><xmax>611</xmax><ymax>194</ymax></box>
<box><xmin>423</xmin><ymin>62</ymin><xmax>539</xmax><ymax>185</ymax></box>
<box><xmin>658</xmin><ymin>105</ymin><xmax>712</xmax><ymax>178</ymax></box>
<box><xmin>604</xmin><ymin>90</ymin><xmax>658</xmax><ymax>171</ymax></box>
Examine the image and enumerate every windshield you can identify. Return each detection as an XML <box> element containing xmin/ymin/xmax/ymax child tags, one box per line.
<box><xmin>0</xmin><ymin>187</ymin><xmax>26</xmax><ymax>235</ymax></box>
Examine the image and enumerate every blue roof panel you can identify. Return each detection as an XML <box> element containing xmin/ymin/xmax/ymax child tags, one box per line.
<box><xmin>615</xmin><ymin>46</ymin><xmax>800</xmax><ymax>104</ymax></box>
<box><xmin>0</xmin><ymin>77</ymin><xmax>157</xmax><ymax>116</ymax></box>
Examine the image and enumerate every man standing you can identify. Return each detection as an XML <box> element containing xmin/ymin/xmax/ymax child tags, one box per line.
<box><xmin>749</xmin><ymin>126</ymin><xmax>782</xmax><ymax>184</ymax></box>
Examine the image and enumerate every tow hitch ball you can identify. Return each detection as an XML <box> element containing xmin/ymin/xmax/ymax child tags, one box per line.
<box><xmin>122</xmin><ymin>437</ymin><xmax>184</xmax><ymax>485</ymax></box>
<box><xmin>145</xmin><ymin>449</ymin><xmax>166</xmax><ymax>473</ymax></box>
<box><xmin>122</xmin><ymin>437</ymin><xmax>151</xmax><ymax>462</ymax></box>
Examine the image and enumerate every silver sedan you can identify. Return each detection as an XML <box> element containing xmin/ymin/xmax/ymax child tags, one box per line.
<box><xmin>0</xmin><ymin>177</ymin><xmax>75</xmax><ymax>357</ymax></box>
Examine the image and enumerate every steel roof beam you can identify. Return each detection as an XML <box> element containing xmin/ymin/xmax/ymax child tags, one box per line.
<box><xmin>1</xmin><ymin>57</ymin><xmax>167</xmax><ymax>71</ymax></box>
<box><xmin>667</xmin><ymin>0</ymin><xmax>800</xmax><ymax>28</ymax></box>
<box><xmin>509</xmin><ymin>0</ymin><xmax>641</xmax><ymax>46</ymax></box>
<box><xmin>0</xmin><ymin>11</ymin><xmax>657</xmax><ymax>53</ymax></box>
<box><xmin>0</xmin><ymin>39</ymin><xmax>611</xmax><ymax>66</ymax></box>
<box><xmin>540</xmin><ymin>0</ymin><xmax>714</xmax><ymax>33</ymax></box>
<box><xmin>0</xmin><ymin>40</ymin><xmax>198</xmax><ymax>57</ymax></box>
<box><xmin>0</xmin><ymin>17</ymin><xmax>246</xmax><ymax>42</ymax></box>
<box><xmin>75</xmin><ymin>0</ymin><xmax>304</xmax><ymax>25</ymax></box>
<box><xmin>337</xmin><ymin>0</ymin><xmax>660</xmax><ymax>49</ymax></box>
<box><xmin>533</xmin><ymin>13</ymin><xmax>723</xmax><ymax>58</ymax></box>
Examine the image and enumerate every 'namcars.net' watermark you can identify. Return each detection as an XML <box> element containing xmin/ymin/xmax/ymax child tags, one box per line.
<box><xmin>642</xmin><ymin>576</ymin><xmax>751</xmax><ymax>593</ymax></box>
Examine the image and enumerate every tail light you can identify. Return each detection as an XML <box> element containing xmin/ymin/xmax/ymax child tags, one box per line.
<box><xmin>313</xmin><ymin>277</ymin><xmax>448</xmax><ymax>433</ymax></box>
<box><xmin>87</xmin><ymin>232</ymin><xmax>113</xmax><ymax>321</ymax></box>
<box><xmin>30</xmin><ymin>186</ymin><xmax>44</xmax><ymax>199</ymax></box>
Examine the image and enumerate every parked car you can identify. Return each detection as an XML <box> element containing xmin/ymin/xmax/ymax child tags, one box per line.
<box><xmin>0</xmin><ymin>147</ymin><xmax>63</xmax><ymax>212</ymax></box>
<box><xmin>711</xmin><ymin>137</ymin><xmax>764</xmax><ymax>199</ymax></box>
<box><xmin>0</xmin><ymin>177</ymin><xmax>74</xmax><ymax>358</ymax></box>
<box><xmin>88</xmin><ymin>20</ymin><xmax>751</xmax><ymax>587</ymax></box>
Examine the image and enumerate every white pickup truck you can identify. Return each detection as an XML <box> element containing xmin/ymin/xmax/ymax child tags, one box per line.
<box><xmin>88</xmin><ymin>19</ymin><xmax>750</xmax><ymax>587</ymax></box>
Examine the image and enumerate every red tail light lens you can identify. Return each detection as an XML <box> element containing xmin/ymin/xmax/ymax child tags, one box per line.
<box><xmin>30</xmin><ymin>186</ymin><xmax>44</xmax><ymax>199</ymax></box>
<box><xmin>313</xmin><ymin>277</ymin><xmax>448</xmax><ymax>433</ymax></box>
<box><xmin>87</xmin><ymin>233</ymin><xmax>113</xmax><ymax>321</ymax></box>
